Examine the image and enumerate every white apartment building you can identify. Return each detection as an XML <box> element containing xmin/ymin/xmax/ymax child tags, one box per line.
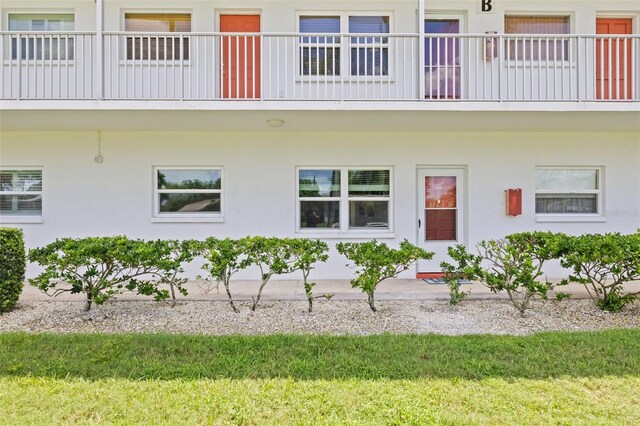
<box><xmin>1</xmin><ymin>0</ymin><xmax>639</xmax><ymax>278</ymax></box>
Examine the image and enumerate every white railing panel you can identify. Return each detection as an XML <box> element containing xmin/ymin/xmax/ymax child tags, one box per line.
<box><xmin>1</xmin><ymin>32</ymin><xmax>96</xmax><ymax>99</ymax></box>
<box><xmin>2</xmin><ymin>32</ymin><xmax>638</xmax><ymax>102</ymax></box>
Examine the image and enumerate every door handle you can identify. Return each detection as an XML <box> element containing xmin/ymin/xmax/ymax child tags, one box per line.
<box><xmin>418</xmin><ymin>219</ymin><xmax>422</xmax><ymax>228</ymax></box>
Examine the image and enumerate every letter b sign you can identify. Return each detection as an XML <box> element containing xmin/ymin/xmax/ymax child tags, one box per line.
<box><xmin>479</xmin><ymin>0</ymin><xmax>495</xmax><ymax>13</ymax></box>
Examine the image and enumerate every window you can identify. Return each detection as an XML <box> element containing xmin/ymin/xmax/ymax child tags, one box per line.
<box><xmin>300</xmin><ymin>16</ymin><xmax>341</xmax><ymax>76</ymax></box>
<box><xmin>535</xmin><ymin>168</ymin><xmax>601</xmax><ymax>215</ymax></box>
<box><xmin>125</xmin><ymin>14</ymin><xmax>191</xmax><ymax>60</ymax></box>
<box><xmin>299</xmin><ymin>14</ymin><xmax>389</xmax><ymax>77</ymax></box>
<box><xmin>0</xmin><ymin>169</ymin><xmax>43</xmax><ymax>217</ymax></box>
<box><xmin>9</xmin><ymin>14</ymin><xmax>75</xmax><ymax>60</ymax></box>
<box><xmin>298</xmin><ymin>168</ymin><xmax>391</xmax><ymax>232</ymax></box>
<box><xmin>505</xmin><ymin>16</ymin><xmax>570</xmax><ymax>61</ymax></box>
<box><xmin>154</xmin><ymin>168</ymin><xmax>222</xmax><ymax>219</ymax></box>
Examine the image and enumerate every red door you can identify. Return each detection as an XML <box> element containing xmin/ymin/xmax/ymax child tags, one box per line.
<box><xmin>596</xmin><ymin>18</ymin><xmax>633</xmax><ymax>100</ymax></box>
<box><xmin>220</xmin><ymin>15</ymin><xmax>261</xmax><ymax>99</ymax></box>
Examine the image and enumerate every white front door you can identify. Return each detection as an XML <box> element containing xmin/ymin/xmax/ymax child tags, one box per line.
<box><xmin>417</xmin><ymin>167</ymin><xmax>466</xmax><ymax>273</ymax></box>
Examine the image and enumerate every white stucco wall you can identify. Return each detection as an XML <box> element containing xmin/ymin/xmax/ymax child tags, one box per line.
<box><xmin>1</xmin><ymin>129</ymin><xmax>639</xmax><ymax>279</ymax></box>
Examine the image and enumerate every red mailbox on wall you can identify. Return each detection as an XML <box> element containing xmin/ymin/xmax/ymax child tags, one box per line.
<box><xmin>505</xmin><ymin>188</ymin><xmax>522</xmax><ymax>216</ymax></box>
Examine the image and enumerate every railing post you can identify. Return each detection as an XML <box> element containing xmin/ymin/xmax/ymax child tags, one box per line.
<box><xmin>17</xmin><ymin>33</ymin><xmax>22</xmax><ymax>99</ymax></box>
<box><xmin>418</xmin><ymin>0</ymin><xmax>425</xmax><ymax>100</ymax></box>
<box><xmin>576</xmin><ymin>36</ymin><xmax>582</xmax><ymax>101</ymax></box>
<box><xmin>96</xmin><ymin>0</ymin><xmax>104</xmax><ymax>100</ymax></box>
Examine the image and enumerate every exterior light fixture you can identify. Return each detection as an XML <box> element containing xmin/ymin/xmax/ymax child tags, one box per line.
<box><xmin>266</xmin><ymin>119</ymin><xmax>285</xmax><ymax>128</ymax></box>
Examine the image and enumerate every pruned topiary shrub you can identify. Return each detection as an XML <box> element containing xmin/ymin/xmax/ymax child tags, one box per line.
<box><xmin>337</xmin><ymin>240</ymin><xmax>433</xmax><ymax>312</ymax></box>
<box><xmin>200</xmin><ymin>237</ymin><xmax>253</xmax><ymax>313</ymax></box>
<box><xmin>558</xmin><ymin>232</ymin><xmax>640</xmax><ymax>312</ymax></box>
<box><xmin>28</xmin><ymin>236</ymin><xmax>178</xmax><ymax>311</ymax></box>
<box><xmin>246</xmin><ymin>237</ymin><xmax>299</xmax><ymax>311</ymax></box>
<box><xmin>442</xmin><ymin>232</ymin><xmax>566</xmax><ymax>314</ymax></box>
<box><xmin>288</xmin><ymin>238</ymin><xmax>330</xmax><ymax>312</ymax></box>
<box><xmin>0</xmin><ymin>227</ymin><xmax>26</xmax><ymax>313</ymax></box>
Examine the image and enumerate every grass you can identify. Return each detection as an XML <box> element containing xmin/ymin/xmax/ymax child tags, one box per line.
<box><xmin>1</xmin><ymin>330</ymin><xmax>639</xmax><ymax>424</ymax></box>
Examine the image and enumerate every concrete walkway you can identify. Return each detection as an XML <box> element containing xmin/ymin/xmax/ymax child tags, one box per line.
<box><xmin>20</xmin><ymin>280</ymin><xmax>640</xmax><ymax>302</ymax></box>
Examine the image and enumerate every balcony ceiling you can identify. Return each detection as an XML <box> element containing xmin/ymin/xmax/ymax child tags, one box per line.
<box><xmin>1</xmin><ymin>101</ymin><xmax>639</xmax><ymax>133</ymax></box>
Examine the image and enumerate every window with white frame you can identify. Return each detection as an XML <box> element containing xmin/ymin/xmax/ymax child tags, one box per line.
<box><xmin>9</xmin><ymin>14</ymin><xmax>75</xmax><ymax>60</ymax></box>
<box><xmin>505</xmin><ymin>16</ymin><xmax>570</xmax><ymax>61</ymax></box>
<box><xmin>299</xmin><ymin>14</ymin><xmax>390</xmax><ymax>77</ymax></box>
<box><xmin>154</xmin><ymin>168</ymin><xmax>222</xmax><ymax>218</ymax></box>
<box><xmin>0</xmin><ymin>169</ymin><xmax>43</xmax><ymax>217</ymax></box>
<box><xmin>124</xmin><ymin>13</ymin><xmax>191</xmax><ymax>60</ymax></box>
<box><xmin>535</xmin><ymin>168</ymin><xmax>601</xmax><ymax>215</ymax></box>
<box><xmin>299</xmin><ymin>16</ymin><xmax>341</xmax><ymax>76</ymax></box>
<box><xmin>298</xmin><ymin>168</ymin><xmax>391</xmax><ymax>231</ymax></box>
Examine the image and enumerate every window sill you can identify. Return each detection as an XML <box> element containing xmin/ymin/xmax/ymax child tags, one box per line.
<box><xmin>295</xmin><ymin>231</ymin><xmax>396</xmax><ymax>239</ymax></box>
<box><xmin>0</xmin><ymin>216</ymin><xmax>43</xmax><ymax>224</ymax></box>
<box><xmin>151</xmin><ymin>216</ymin><xmax>224</xmax><ymax>223</ymax></box>
<box><xmin>535</xmin><ymin>215</ymin><xmax>606</xmax><ymax>223</ymax></box>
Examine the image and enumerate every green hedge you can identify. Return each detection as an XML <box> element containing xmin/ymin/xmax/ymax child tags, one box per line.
<box><xmin>0</xmin><ymin>228</ymin><xmax>26</xmax><ymax>313</ymax></box>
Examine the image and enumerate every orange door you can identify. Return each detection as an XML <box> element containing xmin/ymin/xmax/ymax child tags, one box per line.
<box><xmin>220</xmin><ymin>15</ymin><xmax>261</xmax><ymax>99</ymax></box>
<box><xmin>596</xmin><ymin>18</ymin><xmax>633</xmax><ymax>100</ymax></box>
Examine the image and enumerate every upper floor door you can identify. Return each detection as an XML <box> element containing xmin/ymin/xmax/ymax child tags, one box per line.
<box><xmin>596</xmin><ymin>18</ymin><xmax>633</xmax><ymax>100</ymax></box>
<box><xmin>220</xmin><ymin>15</ymin><xmax>261</xmax><ymax>99</ymax></box>
<box><xmin>425</xmin><ymin>19</ymin><xmax>461</xmax><ymax>99</ymax></box>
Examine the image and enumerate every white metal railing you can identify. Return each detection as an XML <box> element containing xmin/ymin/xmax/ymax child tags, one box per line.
<box><xmin>1</xmin><ymin>32</ymin><xmax>638</xmax><ymax>102</ymax></box>
<box><xmin>1</xmin><ymin>32</ymin><xmax>96</xmax><ymax>99</ymax></box>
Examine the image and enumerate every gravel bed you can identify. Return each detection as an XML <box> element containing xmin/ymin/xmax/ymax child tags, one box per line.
<box><xmin>1</xmin><ymin>299</ymin><xmax>639</xmax><ymax>336</ymax></box>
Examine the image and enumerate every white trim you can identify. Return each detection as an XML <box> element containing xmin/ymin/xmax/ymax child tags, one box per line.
<box><xmin>534</xmin><ymin>166</ymin><xmax>604</xmax><ymax>218</ymax></box>
<box><xmin>295</xmin><ymin>11</ymin><xmax>394</xmax><ymax>80</ymax></box>
<box><xmin>0</xmin><ymin>216</ymin><xmax>43</xmax><ymax>224</ymax></box>
<box><xmin>152</xmin><ymin>166</ymin><xmax>224</xmax><ymax>222</ymax></box>
<box><xmin>0</xmin><ymin>166</ymin><xmax>43</xmax><ymax>220</ymax></box>
<box><xmin>295</xmin><ymin>166</ymin><xmax>394</xmax><ymax>235</ymax></box>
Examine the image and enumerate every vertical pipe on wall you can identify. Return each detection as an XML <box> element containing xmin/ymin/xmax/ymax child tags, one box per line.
<box><xmin>96</xmin><ymin>0</ymin><xmax>104</xmax><ymax>99</ymax></box>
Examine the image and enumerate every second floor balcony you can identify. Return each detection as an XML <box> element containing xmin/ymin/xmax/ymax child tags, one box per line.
<box><xmin>1</xmin><ymin>31</ymin><xmax>639</xmax><ymax>104</ymax></box>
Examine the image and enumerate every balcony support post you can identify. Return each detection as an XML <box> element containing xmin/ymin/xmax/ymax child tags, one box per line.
<box><xmin>96</xmin><ymin>0</ymin><xmax>104</xmax><ymax>100</ymax></box>
<box><xmin>418</xmin><ymin>0</ymin><xmax>425</xmax><ymax>101</ymax></box>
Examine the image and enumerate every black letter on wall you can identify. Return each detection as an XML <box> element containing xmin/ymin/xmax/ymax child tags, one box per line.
<box><xmin>481</xmin><ymin>0</ymin><xmax>493</xmax><ymax>12</ymax></box>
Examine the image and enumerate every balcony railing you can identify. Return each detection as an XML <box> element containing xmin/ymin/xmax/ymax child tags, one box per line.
<box><xmin>1</xmin><ymin>31</ymin><xmax>638</xmax><ymax>102</ymax></box>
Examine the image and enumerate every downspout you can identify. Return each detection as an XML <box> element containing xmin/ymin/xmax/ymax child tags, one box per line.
<box><xmin>418</xmin><ymin>0</ymin><xmax>425</xmax><ymax>100</ymax></box>
<box><xmin>96</xmin><ymin>0</ymin><xmax>104</xmax><ymax>99</ymax></box>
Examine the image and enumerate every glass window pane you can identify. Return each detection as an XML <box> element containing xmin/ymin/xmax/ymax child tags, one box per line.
<box><xmin>536</xmin><ymin>169</ymin><xmax>598</xmax><ymax>191</ymax></box>
<box><xmin>9</xmin><ymin>14</ymin><xmax>75</xmax><ymax>31</ymax></box>
<box><xmin>302</xmin><ymin>46</ymin><xmax>340</xmax><ymax>76</ymax></box>
<box><xmin>125</xmin><ymin>14</ymin><xmax>191</xmax><ymax>32</ymax></box>
<box><xmin>349</xmin><ymin>201</ymin><xmax>389</xmax><ymax>229</ymax></box>
<box><xmin>300</xmin><ymin>201</ymin><xmax>340</xmax><ymax>229</ymax></box>
<box><xmin>536</xmin><ymin>194</ymin><xmax>597</xmax><ymax>214</ymax></box>
<box><xmin>299</xmin><ymin>170</ymin><xmax>341</xmax><ymax>197</ymax></box>
<box><xmin>300</xmin><ymin>16</ymin><xmax>340</xmax><ymax>43</ymax></box>
<box><xmin>505</xmin><ymin>16</ymin><xmax>570</xmax><ymax>35</ymax></box>
<box><xmin>0</xmin><ymin>195</ymin><xmax>42</xmax><ymax>215</ymax></box>
<box><xmin>425</xmin><ymin>20</ymin><xmax>460</xmax><ymax>34</ymax></box>
<box><xmin>425</xmin><ymin>209</ymin><xmax>456</xmax><ymax>241</ymax></box>
<box><xmin>425</xmin><ymin>176</ymin><xmax>456</xmax><ymax>208</ymax></box>
<box><xmin>159</xmin><ymin>193</ymin><xmax>221</xmax><ymax>213</ymax></box>
<box><xmin>350</xmin><ymin>46</ymin><xmax>388</xmax><ymax>76</ymax></box>
<box><xmin>348</xmin><ymin>170</ymin><xmax>390</xmax><ymax>197</ymax></box>
<box><xmin>0</xmin><ymin>173</ymin><xmax>14</xmax><ymax>191</ymax></box>
<box><xmin>505</xmin><ymin>16</ymin><xmax>570</xmax><ymax>61</ymax></box>
<box><xmin>349</xmin><ymin>16</ymin><xmax>390</xmax><ymax>35</ymax></box>
<box><xmin>158</xmin><ymin>170</ymin><xmax>221</xmax><ymax>190</ymax></box>
<box><xmin>17</xmin><ymin>171</ymin><xmax>42</xmax><ymax>192</ymax></box>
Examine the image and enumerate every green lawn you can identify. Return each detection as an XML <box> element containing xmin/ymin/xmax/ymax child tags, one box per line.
<box><xmin>1</xmin><ymin>330</ymin><xmax>639</xmax><ymax>424</ymax></box>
